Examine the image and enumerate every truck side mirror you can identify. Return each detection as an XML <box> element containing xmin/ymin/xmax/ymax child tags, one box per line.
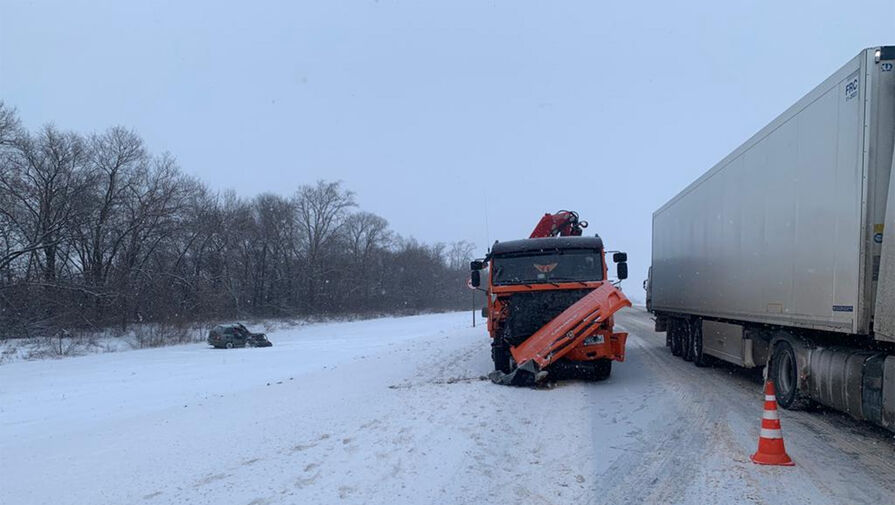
<box><xmin>470</xmin><ymin>260</ymin><xmax>484</xmax><ymax>271</ymax></box>
<box><xmin>617</xmin><ymin>262</ymin><xmax>628</xmax><ymax>280</ymax></box>
<box><xmin>613</xmin><ymin>252</ymin><xmax>627</xmax><ymax>263</ymax></box>
<box><xmin>470</xmin><ymin>270</ymin><xmax>481</xmax><ymax>287</ymax></box>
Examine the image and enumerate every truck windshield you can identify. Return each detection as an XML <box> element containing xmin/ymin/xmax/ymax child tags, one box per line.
<box><xmin>491</xmin><ymin>249</ymin><xmax>602</xmax><ymax>285</ymax></box>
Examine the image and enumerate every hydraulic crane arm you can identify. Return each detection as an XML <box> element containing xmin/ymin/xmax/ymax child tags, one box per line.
<box><xmin>529</xmin><ymin>210</ymin><xmax>588</xmax><ymax>238</ymax></box>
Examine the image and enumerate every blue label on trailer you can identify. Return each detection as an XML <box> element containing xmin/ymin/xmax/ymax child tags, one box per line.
<box><xmin>874</xmin><ymin>233</ymin><xmax>883</xmax><ymax>243</ymax></box>
<box><xmin>845</xmin><ymin>77</ymin><xmax>859</xmax><ymax>101</ymax></box>
<box><xmin>832</xmin><ymin>305</ymin><xmax>854</xmax><ymax>312</ymax></box>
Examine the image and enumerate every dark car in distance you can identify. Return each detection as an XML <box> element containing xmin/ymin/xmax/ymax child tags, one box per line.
<box><xmin>207</xmin><ymin>323</ymin><xmax>272</xmax><ymax>349</ymax></box>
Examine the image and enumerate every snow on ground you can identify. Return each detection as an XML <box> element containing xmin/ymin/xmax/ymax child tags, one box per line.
<box><xmin>0</xmin><ymin>314</ymin><xmax>401</xmax><ymax>364</ymax></box>
<box><xmin>2</xmin><ymin>309</ymin><xmax>895</xmax><ymax>505</ymax></box>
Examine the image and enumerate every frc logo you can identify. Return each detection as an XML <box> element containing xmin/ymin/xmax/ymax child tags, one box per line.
<box><xmin>845</xmin><ymin>77</ymin><xmax>859</xmax><ymax>101</ymax></box>
<box><xmin>533</xmin><ymin>263</ymin><xmax>558</xmax><ymax>273</ymax></box>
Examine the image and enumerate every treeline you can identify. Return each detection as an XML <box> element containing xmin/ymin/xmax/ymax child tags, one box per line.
<box><xmin>0</xmin><ymin>103</ymin><xmax>474</xmax><ymax>339</ymax></box>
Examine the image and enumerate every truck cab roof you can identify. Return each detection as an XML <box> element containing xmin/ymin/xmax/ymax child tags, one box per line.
<box><xmin>491</xmin><ymin>236</ymin><xmax>603</xmax><ymax>256</ymax></box>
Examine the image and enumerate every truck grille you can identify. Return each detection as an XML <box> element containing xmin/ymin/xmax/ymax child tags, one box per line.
<box><xmin>503</xmin><ymin>289</ymin><xmax>592</xmax><ymax>346</ymax></box>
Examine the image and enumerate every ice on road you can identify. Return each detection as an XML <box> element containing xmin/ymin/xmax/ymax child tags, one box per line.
<box><xmin>2</xmin><ymin>309</ymin><xmax>894</xmax><ymax>505</ymax></box>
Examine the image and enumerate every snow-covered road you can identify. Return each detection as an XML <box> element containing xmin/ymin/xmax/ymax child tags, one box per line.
<box><xmin>2</xmin><ymin>308</ymin><xmax>894</xmax><ymax>505</ymax></box>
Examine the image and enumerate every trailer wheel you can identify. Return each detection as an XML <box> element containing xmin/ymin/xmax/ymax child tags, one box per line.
<box><xmin>491</xmin><ymin>341</ymin><xmax>512</xmax><ymax>373</ymax></box>
<box><xmin>769</xmin><ymin>341</ymin><xmax>810</xmax><ymax>410</ymax></box>
<box><xmin>670</xmin><ymin>320</ymin><xmax>683</xmax><ymax>357</ymax></box>
<box><xmin>681</xmin><ymin>322</ymin><xmax>694</xmax><ymax>362</ymax></box>
<box><xmin>690</xmin><ymin>320</ymin><xmax>707</xmax><ymax>367</ymax></box>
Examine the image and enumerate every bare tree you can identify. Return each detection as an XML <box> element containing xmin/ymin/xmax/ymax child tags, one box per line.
<box><xmin>0</xmin><ymin>103</ymin><xmax>24</xmax><ymax>273</ymax></box>
<box><xmin>0</xmin><ymin>101</ymin><xmax>20</xmax><ymax>145</ymax></box>
<box><xmin>343</xmin><ymin>211</ymin><xmax>391</xmax><ymax>307</ymax></box>
<box><xmin>0</xmin><ymin>106</ymin><xmax>474</xmax><ymax>338</ymax></box>
<box><xmin>1</xmin><ymin>126</ymin><xmax>90</xmax><ymax>282</ymax></box>
<box><xmin>447</xmin><ymin>240</ymin><xmax>475</xmax><ymax>271</ymax></box>
<box><xmin>69</xmin><ymin>127</ymin><xmax>148</xmax><ymax>322</ymax></box>
<box><xmin>293</xmin><ymin>180</ymin><xmax>356</xmax><ymax>311</ymax></box>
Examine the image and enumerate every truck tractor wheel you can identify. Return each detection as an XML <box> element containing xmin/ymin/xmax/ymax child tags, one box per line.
<box><xmin>690</xmin><ymin>320</ymin><xmax>707</xmax><ymax>367</ymax></box>
<box><xmin>554</xmin><ymin>359</ymin><xmax>611</xmax><ymax>381</ymax></box>
<box><xmin>670</xmin><ymin>320</ymin><xmax>683</xmax><ymax>357</ymax></box>
<box><xmin>769</xmin><ymin>341</ymin><xmax>810</xmax><ymax>410</ymax></box>
<box><xmin>225</xmin><ymin>342</ymin><xmax>234</xmax><ymax>349</ymax></box>
<box><xmin>491</xmin><ymin>341</ymin><xmax>512</xmax><ymax>373</ymax></box>
<box><xmin>681</xmin><ymin>323</ymin><xmax>694</xmax><ymax>362</ymax></box>
<box><xmin>500</xmin><ymin>325</ymin><xmax>529</xmax><ymax>349</ymax></box>
<box><xmin>590</xmin><ymin>359</ymin><xmax>612</xmax><ymax>381</ymax></box>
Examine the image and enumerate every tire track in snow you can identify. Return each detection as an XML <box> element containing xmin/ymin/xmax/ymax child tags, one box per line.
<box><xmin>610</xmin><ymin>309</ymin><xmax>895</xmax><ymax>505</ymax></box>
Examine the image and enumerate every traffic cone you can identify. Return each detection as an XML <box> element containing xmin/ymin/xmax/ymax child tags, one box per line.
<box><xmin>750</xmin><ymin>380</ymin><xmax>794</xmax><ymax>466</ymax></box>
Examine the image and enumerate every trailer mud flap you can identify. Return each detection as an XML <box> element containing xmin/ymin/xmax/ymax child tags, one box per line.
<box><xmin>506</xmin><ymin>283</ymin><xmax>630</xmax><ymax>376</ymax></box>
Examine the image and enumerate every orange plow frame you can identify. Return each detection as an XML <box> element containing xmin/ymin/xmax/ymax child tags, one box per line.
<box><xmin>510</xmin><ymin>282</ymin><xmax>631</xmax><ymax>369</ymax></box>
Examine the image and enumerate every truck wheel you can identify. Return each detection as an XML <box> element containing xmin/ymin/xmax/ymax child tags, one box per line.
<box><xmin>670</xmin><ymin>321</ymin><xmax>683</xmax><ymax>357</ymax></box>
<box><xmin>591</xmin><ymin>359</ymin><xmax>612</xmax><ymax>380</ymax></box>
<box><xmin>690</xmin><ymin>320</ymin><xmax>707</xmax><ymax>367</ymax></box>
<box><xmin>681</xmin><ymin>323</ymin><xmax>694</xmax><ymax>362</ymax></box>
<box><xmin>500</xmin><ymin>325</ymin><xmax>528</xmax><ymax>348</ymax></box>
<box><xmin>569</xmin><ymin>359</ymin><xmax>612</xmax><ymax>380</ymax></box>
<box><xmin>225</xmin><ymin>342</ymin><xmax>234</xmax><ymax>349</ymax></box>
<box><xmin>769</xmin><ymin>341</ymin><xmax>810</xmax><ymax>410</ymax></box>
<box><xmin>491</xmin><ymin>341</ymin><xmax>512</xmax><ymax>373</ymax></box>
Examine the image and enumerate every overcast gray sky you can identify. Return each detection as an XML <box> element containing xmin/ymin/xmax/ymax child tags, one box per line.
<box><xmin>1</xmin><ymin>1</ymin><xmax>893</xmax><ymax>299</ymax></box>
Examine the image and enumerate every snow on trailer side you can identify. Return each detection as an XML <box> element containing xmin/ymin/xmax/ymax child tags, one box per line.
<box><xmin>649</xmin><ymin>46</ymin><xmax>895</xmax><ymax>432</ymax></box>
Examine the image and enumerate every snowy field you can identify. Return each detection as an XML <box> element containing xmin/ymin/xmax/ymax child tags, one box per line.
<box><xmin>2</xmin><ymin>308</ymin><xmax>894</xmax><ymax>505</ymax></box>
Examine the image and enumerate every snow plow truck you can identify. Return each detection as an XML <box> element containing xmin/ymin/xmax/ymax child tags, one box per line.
<box><xmin>470</xmin><ymin>211</ymin><xmax>631</xmax><ymax>386</ymax></box>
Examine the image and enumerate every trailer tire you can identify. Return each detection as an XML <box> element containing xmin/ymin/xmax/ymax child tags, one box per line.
<box><xmin>681</xmin><ymin>322</ymin><xmax>694</xmax><ymax>362</ymax></box>
<box><xmin>690</xmin><ymin>320</ymin><xmax>707</xmax><ymax>367</ymax></box>
<box><xmin>670</xmin><ymin>320</ymin><xmax>683</xmax><ymax>357</ymax></box>
<box><xmin>769</xmin><ymin>341</ymin><xmax>810</xmax><ymax>410</ymax></box>
<box><xmin>491</xmin><ymin>341</ymin><xmax>512</xmax><ymax>373</ymax></box>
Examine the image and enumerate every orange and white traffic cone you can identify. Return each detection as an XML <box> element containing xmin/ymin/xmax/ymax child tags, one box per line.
<box><xmin>750</xmin><ymin>380</ymin><xmax>794</xmax><ymax>466</ymax></box>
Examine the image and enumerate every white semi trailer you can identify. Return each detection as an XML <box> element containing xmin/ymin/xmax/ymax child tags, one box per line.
<box><xmin>648</xmin><ymin>46</ymin><xmax>895</xmax><ymax>430</ymax></box>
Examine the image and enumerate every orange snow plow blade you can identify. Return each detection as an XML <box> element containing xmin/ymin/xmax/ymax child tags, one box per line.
<box><xmin>510</xmin><ymin>282</ymin><xmax>631</xmax><ymax>369</ymax></box>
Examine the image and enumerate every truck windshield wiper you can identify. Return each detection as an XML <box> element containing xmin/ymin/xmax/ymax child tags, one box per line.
<box><xmin>499</xmin><ymin>280</ymin><xmax>534</xmax><ymax>288</ymax></box>
<box><xmin>549</xmin><ymin>278</ymin><xmax>592</xmax><ymax>287</ymax></box>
